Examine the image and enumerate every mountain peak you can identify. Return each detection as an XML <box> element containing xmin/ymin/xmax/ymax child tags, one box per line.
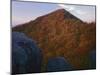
<box><xmin>35</xmin><ymin>9</ymin><xmax>82</xmax><ymax>22</ymax></box>
<box><xmin>53</xmin><ymin>9</ymin><xmax>82</xmax><ymax>21</ymax></box>
<box><xmin>53</xmin><ymin>9</ymin><xmax>67</xmax><ymax>13</ymax></box>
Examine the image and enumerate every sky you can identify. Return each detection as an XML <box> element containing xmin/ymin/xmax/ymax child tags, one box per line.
<box><xmin>12</xmin><ymin>1</ymin><xmax>96</xmax><ymax>27</ymax></box>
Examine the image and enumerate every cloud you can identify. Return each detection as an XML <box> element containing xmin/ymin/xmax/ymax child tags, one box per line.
<box><xmin>58</xmin><ymin>4</ymin><xmax>95</xmax><ymax>22</ymax></box>
<box><xmin>74</xmin><ymin>10</ymin><xmax>87</xmax><ymax>15</ymax></box>
<box><xmin>58</xmin><ymin>4</ymin><xmax>75</xmax><ymax>11</ymax></box>
<box><xmin>59</xmin><ymin>4</ymin><xmax>87</xmax><ymax>15</ymax></box>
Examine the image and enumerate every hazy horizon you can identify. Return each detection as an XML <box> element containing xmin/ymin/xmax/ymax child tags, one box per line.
<box><xmin>12</xmin><ymin>1</ymin><xmax>96</xmax><ymax>27</ymax></box>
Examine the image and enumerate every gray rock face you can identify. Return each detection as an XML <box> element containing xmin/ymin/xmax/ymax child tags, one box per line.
<box><xmin>12</xmin><ymin>32</ymin><xmax>42</xmax><ymax>74</ymax></box>
<box><xmin>46</xmin><ymin>57</ymin><xmax>73</xmax><ymax>72</ymax></box>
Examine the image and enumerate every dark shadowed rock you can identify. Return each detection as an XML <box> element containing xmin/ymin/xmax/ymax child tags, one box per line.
<box><xmin>12</xmin><ymin>32</ymin><xmax>42</xmax><ymax>74</ymax></box>
<box><xmin>46</xmin><ymin>57</ymin><xmax>73</xmax><ymax>72</ymax></box>
<box><xmin>89</xmin><ymin>50</ymin><xmax>96</xmax><ymax>69</ymax></box>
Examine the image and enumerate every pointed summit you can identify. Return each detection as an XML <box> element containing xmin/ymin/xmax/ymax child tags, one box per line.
<box><xmin>51</xmin><ymin>9</ymin><xmax>67</xmax><ymax>14</ymax></box>
<box><xmin>50</xmin><ymin>9</ymin><xmax>82</xmax><ymax>21</ymax></box>
<box><xmin>34</xmin><ymin>9</ymin><xmax>82</xmax><ymax>22</ymax></box>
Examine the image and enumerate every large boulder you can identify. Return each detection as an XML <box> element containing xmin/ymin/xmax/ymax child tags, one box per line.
<box><xmin>12</xmin><ymin>32</ymin><xmax>42</xmax><ymax>74</ymax></box>
<box><xmin>46</xmin><ymin>57</ymin><xmax>73</xmax><ymax>72</ymax></box>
